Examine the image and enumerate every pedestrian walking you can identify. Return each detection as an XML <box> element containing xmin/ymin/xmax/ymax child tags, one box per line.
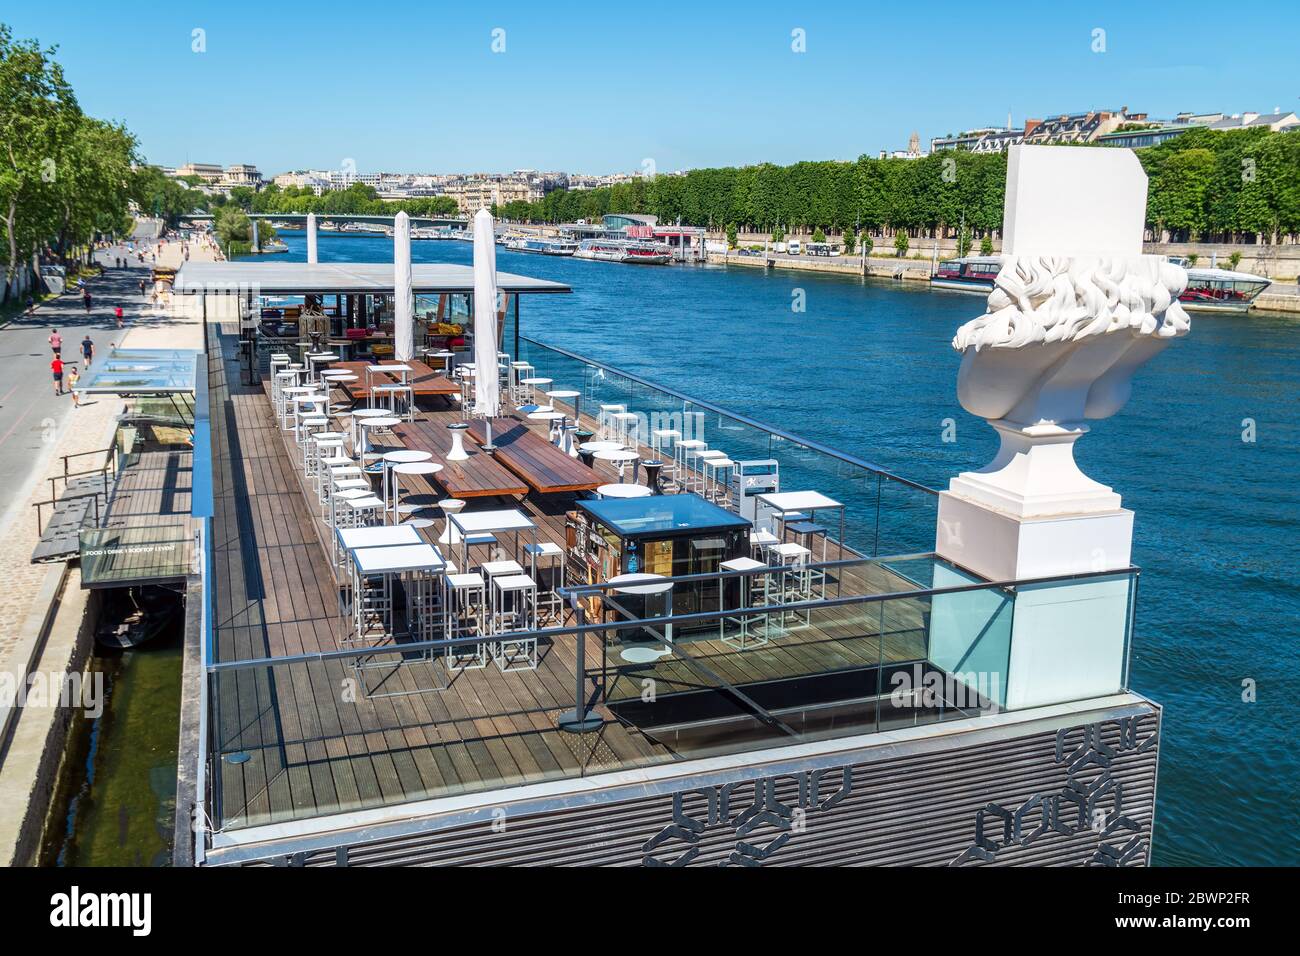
<box><xmin>82</xmin><ymin>289</ymin><xmax>92</xmax><ymax>313</ymax></box>
<box><xmin>51</xmin><ymin>355</ymin><xmax>64</xmax><ymax>396</ymax></box>
<box><xmin>48</xmin><ymin>328</ymin><xmax>62</xmax><ymax>357</ymax></box>
<box><xmin>68</xmin><ymin>366</ymin><xmax>80</xmax><ymax>406</ymax></box>
<box><xmin>81</xmin><ymin>334</ymin><xmax>94</xmax><ymax>365</ymax></box>
<box><xmin>114</xmin><ymin>305</ymin><xmax>124</xmax><ymax>329</ymax></box>
<box><xmin>139</xmin><ymin>277</ymin><xmax>147</xmax><ymax>296</ymax></box>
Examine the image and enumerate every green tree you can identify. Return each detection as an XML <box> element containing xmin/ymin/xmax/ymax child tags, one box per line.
<box><xmin>214</xmin><ymin>206</ymin><xmax>251</xmax><ymax>254</ymax></box>
<box><xmin>725</xmin><ymin>222</ymin><xmax>738</xmax><ymax>249</ymax></box>
<box><xmin>843</xmin><ymin>227</ymin><xmax>856</xmax><ymax>255</ymax></box>
<box><xmin>979</xmin><ymin>234</ymin><xmax>994</xmax><ymax>256</ymax></box>
<box><xmin>893</xmin><ymin>230</ymin><xmax>909</xmax><ymax>257</ymax></box>
<box><xmin>0</xmin><ymin>23</ymin><xmax>77</xmax><ymax>298</ymax></box>
<box><xmin>812</xmin><ymin>226</ymin><xmax>826</xmax><ymax>243</ymax></box>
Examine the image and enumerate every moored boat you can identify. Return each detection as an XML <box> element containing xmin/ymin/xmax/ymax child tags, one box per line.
<box><xmin>575</xmin><ymin>237</ymin><xmax>672</xmax><ymax>264</ymax></box>
<box><xmin>505</xmin><ymin>235</ymin><xmax>577</xmax><ymax>256</ymax></box>
<box><xmin>929</xmin><ymin>256</ymin><xmax>1003</xmax><ymax>293</ymax></box>
<box><xmin>1169</xmin><ymin>260</ymin><xmax>1271</xmax><ymax>313</ymax></box>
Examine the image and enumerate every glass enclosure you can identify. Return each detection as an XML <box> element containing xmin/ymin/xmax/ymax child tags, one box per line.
<box><xmin>513</xmin><ymin>335</ymin><xmax>940</xmax><ymax>557</ymax></box>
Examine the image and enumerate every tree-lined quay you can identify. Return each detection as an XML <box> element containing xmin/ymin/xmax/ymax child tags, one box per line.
<box><xmin>491</xmin><ymin>128</ymin><xmax>1300</xmax><ymax>249</ymax></box>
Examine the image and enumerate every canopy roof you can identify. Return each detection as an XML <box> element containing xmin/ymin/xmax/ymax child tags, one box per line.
<box><xmin>74</xmin><ymin>348</ymin><xmax>201</xmax><ymax>395</ymax></box>
<box><xmin>172</xmin><ymin>261</ymin><xmax>571</xmax><ymax>296</ymax></box>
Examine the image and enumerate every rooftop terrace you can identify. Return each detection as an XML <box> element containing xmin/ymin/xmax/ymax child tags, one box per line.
<box><xmin>197</xmin><ymin>320</ymin><xmax>1138</xmax><ymax>850</ymax></box>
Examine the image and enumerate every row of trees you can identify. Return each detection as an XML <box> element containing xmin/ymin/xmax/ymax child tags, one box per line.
<box><xmin>1</xmin><ymin>24</ymin><xmax>139</xmax><ymax>301</ymax></box>
<box><xmin>496</xmin><ymin>129</ymin><xmax>1300</xmax><ymax>247</ymax></box>
<box><xmin>1139</xmin><ymin>127</ymin><xmax>1300</xmax><ymax>243</ymax></box>
<box><xmin>499</xmin><ymin>151</ymin><xmax>1008</xmax><ymax>240</ymax></box>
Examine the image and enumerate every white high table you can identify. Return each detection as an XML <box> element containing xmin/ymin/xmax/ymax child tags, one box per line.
<box><xmin>754</xmin><ymin>490</ymin><xmax>846</xmax><ymax>561</ymax></box>
<box><xmin>349</xmin><ymin>543</ymin><xmax>447</xmax><ymax>653</ymax></box>
<box><xmin>448</xmin><ymin>508</ymin><xmax>538</xmax><ymax>571</ymax></box>
<box><xmin>334</xmin><ymin>523</ymin><xmax>424</xmax><ymax>576</ymax></box>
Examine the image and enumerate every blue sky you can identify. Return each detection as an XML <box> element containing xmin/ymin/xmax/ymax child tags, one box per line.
<box><xmin>7</xmin><ymin>1</ymin><xmax>1297</xmax><ymax>174</ymax></box>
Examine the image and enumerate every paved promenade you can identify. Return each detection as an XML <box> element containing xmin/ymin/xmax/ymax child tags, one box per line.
<box><xmin>0</xmin><ymin>231</ymin><xmax>216</xmax><ymax>670</ymax></box>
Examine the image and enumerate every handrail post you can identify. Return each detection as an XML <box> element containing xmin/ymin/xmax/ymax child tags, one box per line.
<box><xmin>557</xmin><ymin>602</ymin><xmax>603</xmax><ymax>734</ymax></box>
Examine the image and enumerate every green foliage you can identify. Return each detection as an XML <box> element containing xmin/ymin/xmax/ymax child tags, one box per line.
<box><xmin>861</xmin><ymin>234</ymin><xmax>874</xmax><ymax>256</ymax></box>
<box><xmin>214</xmin><ymin>206</ymin><xmax>251</xmax><ymax>252</ymax></box>
<box><xmin>812</xmin><ymin>227</ymin><xmax>826</xmax><ymax>243</ymax></box>
<box><xmin>130</xmin><ymin>165</ymin><xmax>205</xmax><ymax>224</ymax></box>
<box><xmin>725</xmin><ymin>222</ymin><xmax>738</xmax><ymax>248</ymax></box>
<box><xmin>843</xmin><ymin>227</ymin><xmax>856</xmax><ymax>254</ymax></box>
<box><xmin>1139</xmin><ymin>126</ymin><xmax>1300</xmax><ymax>241</ymax></box>
<box><xmin>893</xmin><ymin>230</ymin><xmax>909</xmax><ymax>256</ymax></box>
<box><xmin>1228</xmin><ymin>251</ymin><xmax>1243</xmax><ymax>269</ymax></box>
<box><xmin>979</xmin><ymin>234</ymin><xmax>994</xmax><ymax>255</ymax></box>
<box><xmin>772</xmin><ymin>225</ymin><xmax>785</xmax><ymax>243</ymax></box>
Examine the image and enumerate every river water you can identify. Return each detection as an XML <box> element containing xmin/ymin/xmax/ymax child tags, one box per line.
<box><xmin>254</xmin><ymin>231</ymin><xmax>1300</xmax><ymax>866</ymax></box>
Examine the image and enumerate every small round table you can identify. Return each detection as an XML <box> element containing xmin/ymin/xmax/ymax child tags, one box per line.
<box><xmin>382</xmin><ymin>450</ymin><xmax>433</xmax><ymax>516</ymax></box>
<box><xmin>594</xmin><ymin>448</ymin><xmax>640</xmax><ymax>482</ymax></box>
<box><xmin>578</xmin><ymin>439</ymin><xmax>622</xmax><ymax>469</ymax></box>
<box><xmin>598</xmin><ymin>483</ymin><xmax>651</xmax><ymax>499</ymax></box>
<box><xmin>349</xmin><ymin>407</ymin><xmax>391</xmax><ymax>448</ymax></box>
<box><xmin>358</xmin><ymin>417</ymin><xmax>400</xmax><ymax>463</ymax></box>
<box><xmin>545</xmin><ymin>389</ymin><xmax>582</xmax><ymax>425</ymax></box>
<box><xmin>391</xmin><ymin>461</ymin><xmax>444</xmax><ymax>520</ymax></box>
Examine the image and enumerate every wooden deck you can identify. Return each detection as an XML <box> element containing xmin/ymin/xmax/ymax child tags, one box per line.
<box><xmin>208</xmin><ymin>325</ymin><xmax>933</xmax><ymax>831</ymax></box>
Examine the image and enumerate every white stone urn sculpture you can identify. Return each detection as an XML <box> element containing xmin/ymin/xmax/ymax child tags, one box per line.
<box><xmin>936</xmin><ymin>145</ymin><xmax>1191</xmax><ymax>581</ymax></box>
<box><xmin>950</xmin><ymin>253</ymin><xmax>1190</xmax><ymax>520</ymax></box>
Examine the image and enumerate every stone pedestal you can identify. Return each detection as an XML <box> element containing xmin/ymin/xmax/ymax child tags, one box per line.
<box><xmin>933</xmin><ymin>420</ymin><xmax>1136</xmax><ymax>712</ymax></box>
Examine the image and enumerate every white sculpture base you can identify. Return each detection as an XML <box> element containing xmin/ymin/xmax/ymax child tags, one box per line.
<box><xmin>947</xmin><ymin>420</ymin><xmax>1120</xmax><ymax>520</ymax></box>
<box><xmin>936</xmin><ymin>492</ymin><xmax>1133</xmax><ymax>583</ymax></box>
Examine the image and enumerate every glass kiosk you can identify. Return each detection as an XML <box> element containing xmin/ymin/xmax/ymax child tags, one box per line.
<box><xmin>570</xmin><ymin>494</ymin><xmax>751</xmax><ymax>633</ymax></box>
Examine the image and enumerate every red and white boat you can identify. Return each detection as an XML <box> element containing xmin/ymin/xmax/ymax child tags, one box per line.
<box><xmin>575</xmin><ymin>238</ymin><xmax>672</xmax><ymax>265</ymax></box>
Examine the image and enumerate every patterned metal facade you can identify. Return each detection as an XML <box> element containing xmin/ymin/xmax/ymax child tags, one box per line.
<box><xmin>214</xmin><ymin>702</ymin><xmax>1160</xmax><ymax>867</ymax></box>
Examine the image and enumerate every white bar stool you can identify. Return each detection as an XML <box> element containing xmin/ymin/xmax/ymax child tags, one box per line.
<box><xmin>445</xmin><ymin>572</ymin><xmax>488</xmax><ymax>670</ymax></box>
<box><xmin>720</xmin><ymin>556</ymin><xmax>770</xmax><ymax>649</ymax></box>
<box><xmin>491</xmin><ymin>574</ymin><xmax>538</xmax><ymax>671</ymax></box>
<box><xmin>524</xmin><ymin>541</ymin><xmax>565</xmax><ymax>625</ymax></box>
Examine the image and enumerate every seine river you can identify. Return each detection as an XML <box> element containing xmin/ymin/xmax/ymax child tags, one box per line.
<box><xmin>258</xmin><ymin>230</ymin><xmax>1299</xmax><ymax>866</ymax></box>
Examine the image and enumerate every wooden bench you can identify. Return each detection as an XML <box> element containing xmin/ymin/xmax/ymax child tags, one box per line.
<box><xmin>391</xmin><ymin>420</ymin><xmax>528</xmax><ymax>499</ymax></box>
<box><xmin>466</xmin><ymin>418</ymin><xmax>602</xmax><ymax>494</ymax></box>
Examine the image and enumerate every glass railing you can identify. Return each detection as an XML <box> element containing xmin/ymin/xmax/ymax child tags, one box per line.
<box><xmin>204</xmin><ymin>559</ymin><xmax>1138</xmax><ymax>832</ymax></box>
<box><xmin>513</xmin><ymin>335</ymin><xmax>940</xmax><ymax>557</ymax></box>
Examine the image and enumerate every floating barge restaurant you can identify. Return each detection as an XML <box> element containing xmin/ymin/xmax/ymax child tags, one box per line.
<box><xmin>172</xmin><ymin>149</ymin><xmax>1173</xmax><ymax>866</ymax></box>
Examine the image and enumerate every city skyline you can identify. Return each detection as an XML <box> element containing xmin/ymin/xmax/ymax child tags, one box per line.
<box><xmin>5</xmin><ymin>2</ymin><xmax>1298</xmax><ymax>174</ymax></box>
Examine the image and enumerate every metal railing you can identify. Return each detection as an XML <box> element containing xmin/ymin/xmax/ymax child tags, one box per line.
<box><xmin>203</xmin><ymin>555</ymin><xmax>1139</xmax><ymax>831</ymax></box>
